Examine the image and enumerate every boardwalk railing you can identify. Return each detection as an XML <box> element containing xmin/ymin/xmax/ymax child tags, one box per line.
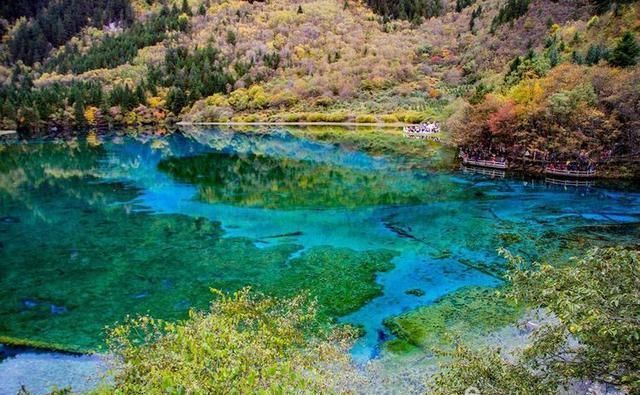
<box><xmin>462</xmin><ymin>157</ymin><xmax>509</xmax><ymax>169</ymax></box>
<box><xmin>403</xmin><ymin>131</ymin><xmax>438</xmax><ymax>139</ymax></box>
<box><xmin>405</xmin><ymin>133</ymin><xmax>441</xmax><ymax>142</ymax></box>
<box><xmin>462</xmin><ymin>166</ymin><xmax>506</xmax><ymax>178</ymax></box>
<box><xmin>544</xmin><ymin>168</ymin><xmax>596</xmax><ymax>178</ymax></box>
<box><xmin>545</xmin><ymin>177</ymin><xmax>595</xmax><ymax>187</ymax></box>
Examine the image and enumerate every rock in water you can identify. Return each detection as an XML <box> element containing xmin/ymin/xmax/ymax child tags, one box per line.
<box><xmin>405</xmin><ymin>288</ymin><xmax>426</xmax><ymax>297</ymax></box>
<box><xmin>50</xmin><ymin>304</ymin><xmax>67</xmax><ymax>315</ymax></box>
<box><xmin>22</xmin><ymin>299</ymin><xmax>38</xmax><ymax>309</ymax></box>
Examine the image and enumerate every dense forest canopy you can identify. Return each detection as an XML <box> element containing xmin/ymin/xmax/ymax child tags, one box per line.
<box><xmin>364</xmin><ymin>0</ymin><xmax>445</xmax><ymax>21</ymax></box>
<box><xmin>43</xmin><ymin>5</ymin><xmax>186</xmax><ymax>74</ymax></box>
<box><xmin>5</xmin><ymin>0</ymin><xmax>134</xmax><ymax>65</ymax></box>
<box><xmin>0</xmin><ymin>0</ymin><xmax>51</xmax><ymax>23</ymax></box>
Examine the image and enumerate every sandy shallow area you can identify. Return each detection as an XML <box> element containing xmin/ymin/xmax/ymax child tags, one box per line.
<box><xmin>0</xmin><ymin>346</ymin><xmax>110</xmax><ymax>395</ymax></box>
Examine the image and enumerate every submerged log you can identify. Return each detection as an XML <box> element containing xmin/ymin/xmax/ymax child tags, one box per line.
<box><xmin>262</xmin><ymin>231</ymin><xmax>304</xmax><ymax>239</ymax></box>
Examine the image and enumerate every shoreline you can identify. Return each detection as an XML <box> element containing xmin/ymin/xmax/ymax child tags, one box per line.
<box><xmin>177</xmin><ymin>121</ymin><xmax>412</xmax><ymax>127</ymax></box>
<box><xmin>5</xmin><ymin>126</ymin><xmax>637</xmax><ymax>180</ymax></box>
<box><xmin>0</xmin><ymin>336</ymin><xmax>94</xmax><ymax>355</ymax></box>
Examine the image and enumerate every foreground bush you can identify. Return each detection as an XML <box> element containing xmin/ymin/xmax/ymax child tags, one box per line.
<box><xmin>95</xmin><ymin>248</ymin><xmax>639</xmax><ymax>394</ymax></box>
<box><xmin>431</xmin><ymin>247</ymin><xmax>640</xmax><ymax>394</ymax></box>
<box><xmin>430</xmin><ymin>343</ymin><xmax>557</xmax><ymax>395</ymax></box>
<box><xmin>100</xmin><ymin>288</ymin><xmax>357</xmax><ymax>394</ymax></box>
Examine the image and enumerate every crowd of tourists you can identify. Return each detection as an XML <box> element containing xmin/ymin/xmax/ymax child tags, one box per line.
<box><xmin>546</xmin><ymin>162</ymin><xmax>596</xmax><ymax>172</ymax></box>
<box><xmin>458</xmin><ymin>145</ymin><xmax>601</xmax><ymax>176</ymax></box>
<box><xmin>459</xmin><ymin>146</ymin><xmax>507</xmax><ymax>164</ymax></box>
<box><xmin>544</xmin><ymin>151</ymin><xmax>596</xmax><ymax>173</ymax></box>
<box><xmin>403</xmin><ymin>122</ymin><xmax>440</xmax><ymax>136</ymax></box>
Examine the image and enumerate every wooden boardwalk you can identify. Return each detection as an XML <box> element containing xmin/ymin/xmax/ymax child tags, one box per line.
<box><xmin>461</xmin><ymin>157</ymin><xmax>509</xmax><ymax>169</ymax></box>
<box><xmin>544</xmin><ymin>168</ymin><xmax>596</xmax><ymax>178</ymax></box>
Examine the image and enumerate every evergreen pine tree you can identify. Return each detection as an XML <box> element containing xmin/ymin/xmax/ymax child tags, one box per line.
<box><xmin>135</xmin><ymin>85</ymin><xmax>146</xmax><ymax>106</ymax></box>
<box><xmin>181</xmin><ymin>0</ymin><xmax>192</xmax><ymax>16</ymax></box>
<box><xmin>509</xmin><ymin>56</ymin><xmax>521</xmax><ymax>74</ymax></box>
<box><xmin>226</xmin><ymin>30</ymin><xmax>237</xmax><ymax>46</ymax></box>
<box><xmin>166</xmin><ymin>87</ymin><xmax>187</xmax><ymax>115</ymax></box>
<box><xmin>74</xmin><ymin>98</ymin><xmax>87</xmax><ymax>128</ymax></box>
<box><xmin>572</xmin><ymin>50</ymin><xmax>585</xmax><ymax>65</ymax></box>
<box><xmin>609</xmin><ymin>31</ymin><xmax>639</xmax><ymax>67</ymax></box>
<box><xmin>548</xmin><ymin>47</ymin><xmax>559</xmax><ymax>67</ymax></box>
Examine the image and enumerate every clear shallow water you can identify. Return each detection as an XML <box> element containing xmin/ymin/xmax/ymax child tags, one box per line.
<box><xmin>0</xmin><ymin>346</ymin><xmax>108</xmax><ymax>395</ymax></box>
<box><xmin>1</xmin><ymin>127</ymin><xmax>639</xmax><ymax>388</ymax></box>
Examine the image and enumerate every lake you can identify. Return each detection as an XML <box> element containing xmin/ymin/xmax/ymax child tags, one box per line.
<box><xmin>1</xmin><ymin>127</ymin><xmax>639</xmax><ymax>393</ymax></box>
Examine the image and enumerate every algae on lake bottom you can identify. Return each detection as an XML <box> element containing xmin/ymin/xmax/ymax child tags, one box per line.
<box><xmin>384</xmin><ymin>287</ymin><xmax>524</xmax><ymax>354</ymax></box>
<box><xmin>0</xmin><ymin>141</ymin><xmax>395</xmax><ymax>352</ymax></box>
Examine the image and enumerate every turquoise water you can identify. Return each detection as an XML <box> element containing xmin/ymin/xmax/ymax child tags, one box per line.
<box><xmin>1</xmin><ymin>127</ymin><xmax>639</xmax><ymax>371</ymax></box>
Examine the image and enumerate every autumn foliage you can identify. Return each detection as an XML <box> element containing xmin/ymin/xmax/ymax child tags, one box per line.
<box><xmin>451</xmin><ymin>63</ymin><xmax>639</xmax><ymax>158</ymax></box>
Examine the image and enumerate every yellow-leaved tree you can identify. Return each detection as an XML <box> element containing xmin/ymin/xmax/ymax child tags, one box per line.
<box><xmin>84</xmin><ymin>106</ymin><xmax>98</xmax><ymax>126</ymax></box>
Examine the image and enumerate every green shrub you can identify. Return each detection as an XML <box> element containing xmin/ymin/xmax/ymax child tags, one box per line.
<box><xmin>305</xmin><ymin>112</ymin><xmax>326</xmax><ymax>122</ymax></box>
<box><xmin>506</xmin><ymin>247</ymin><xmax>640</xmax><ymax>390</ymax></box>
<box><xmin>429</xmin><ymin>343</ymin><xmax>557</xmax><ymax>394</ymax></box>
<box><xmin>314</xmin><ymin>96</ymin><xmax>335</xmax><ymax>107</ymax></box>
<box><xmin>280</xmin><ymin>113</ymin><xmax>304</xmax><ymax>122</ymax></box>
<box><xmin>355</xmin><ymin>114</ymin><xmax>377</xmax><ymax>123</ymax></box>
<box><xmin>393</xmin><ymin>111</ymin><xmax>425</xmax><ymax>123</ymax></box>
<box><xmin>101</xmin><ymin>289</ymin><xmax>358</xmax><ymax>394</ymax></box>
<box><xmin>325</xmin><ymin>112</ymin><xmax>349</xmax><ymax>122</ymax></box>
<box><xmin>296</xmin><ymin>112</ymin><xmax>351</xmax><ymax>122</ymax></box>
<box><xmin>243</xmin><ymin>113</ymin><xmax>260</xmax><ymax>122</ymax></box>
<box><xmin>381</xmin><ymin>114</ymin><xmax>399</xmax><ymax>123</ymax></box>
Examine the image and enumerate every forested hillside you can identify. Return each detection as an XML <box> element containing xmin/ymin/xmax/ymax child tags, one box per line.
<box><xmin>5</xmin><ymin>0</ymin><xmax>134</xmax><ymax>65</ymax></box>
<box><xmin>0</xmin><ymin>0</ymin><xmax>638</xmax><ymax>167</ymax></box>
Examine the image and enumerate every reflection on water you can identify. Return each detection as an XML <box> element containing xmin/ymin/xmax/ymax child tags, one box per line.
<box><xmin>158</xmin><ymin>151</ymin><xmax>463</xmax><ymax>209</ymax></box>
<box><xmin>1</xmin><ymin>128</ymin><xmax>639</xmax><ymax>365</ymax></box>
